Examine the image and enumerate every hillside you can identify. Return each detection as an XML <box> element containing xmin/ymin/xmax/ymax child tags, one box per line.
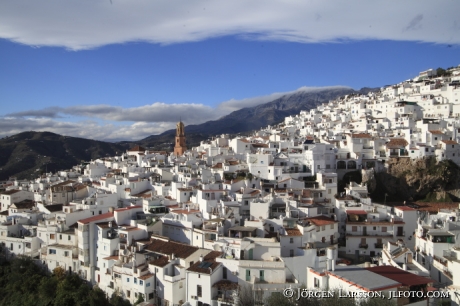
<box><xmin>1</xmin><ymin>87</ymin><xmax>377</xmax><ymax>180</ymax></box>
<box><xmin>136</xmin><ymin>87</ymin><xmax>375</xmax><ymax>148</ymax></box>
<box><xmin>362</xmin><ymin>157</ymin><xmax>460</xmax><ymax>202</ymax></box>
<box><xmin>0</xmin><ymin>131</ymin><xmax>129</xmax><ymax>180</ymax></box>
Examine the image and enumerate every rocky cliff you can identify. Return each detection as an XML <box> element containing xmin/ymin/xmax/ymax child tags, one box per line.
<box><xmin>363</xmin><ymin>157</ymin><xmax>460</xmax><ymax>202</ymax></box>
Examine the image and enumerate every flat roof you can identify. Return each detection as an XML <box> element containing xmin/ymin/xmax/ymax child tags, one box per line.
<box><xmin>229</xmin><ymin>226</ymin><xmax>257</xmax><ymax>232</ymax></box>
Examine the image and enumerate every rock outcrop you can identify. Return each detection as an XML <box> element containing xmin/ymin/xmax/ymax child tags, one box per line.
<box><xmin>363</xmin><ymin>157</ymin><xmax>460</xmax><ymax>202</ymax></box>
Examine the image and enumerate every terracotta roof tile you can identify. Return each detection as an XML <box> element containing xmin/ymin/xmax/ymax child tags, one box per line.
<box><xmin>78</xmin><ymin>212</ymin><xmax>114</xmax><ymax>224</ymax></box>
<box><xmin>285</xmin><ymin>228</ymin><xmax>302</xmax><ymax>236</ymax></box>
<box><xmin>146</xmin><ymin>239</ymin><xmax>199</xmax><ymax>259</ymax></box>
<box><xmin>386</xmin><ymin>138</ymin><xmax>408</xmax><ymax>148</ymax></box>
<box><xmin>351</xmin><ymin>133</ymin><xmax>372</xmax><ymax>138</ymax></box>
<box><xmin>150</xmin><ymin>256</ymin><xmax>169</xmax><ymax>267</ymax></box>
<box><xmin>305</xmin><ymin>215</ymin><xmax>336</xmax><ymax>226</ymax></box>
<box><xmin>187</xmin><ymin>251</ymin><xmax>222</xmax><ymax>274</ymax></box>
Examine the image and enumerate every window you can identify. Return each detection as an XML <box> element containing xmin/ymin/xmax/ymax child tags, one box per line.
<box><xmin>146</xmin><ymin>282</ymin><xmax>150</xmax><ymax>287</ymax></box>
<box><xmin>127</xmin><ymin>277</ymin><xmax>130</xmax><ymax>283</ymax></box>
<box><xmin>127</xmin><ymin>290</ymin><xmax>130</xmax><ymax>298</ymax></box>
<box><xmin>197</xmin><ymin>285</ymin><xmax>202</xmax><ymax>297</ymax></box>
<box><xmin>330</xmin><ymin>224</ymin><xmax>334</xmax><ymax>229</ymax></box>
<box><xmin>59</xmin><ymin>234</ymin><xmax>62</xmax><ymax>240</ymax></box>
<box><xmin>68</xmin><ymin>235</ymin><xmax>71</xmax><ymax>241</ymax></box>
<box><xmin>64</xmin><ymin>251</ymin><xmax>69</xmax><ymax>257</ymax></box>
<box><xmin>50</xmin><ymin>234</ymin><xmax>55</xmax><ymax>239</ymax></box>
<box><xmin>134</xmin><ymin>278</ymin><xmax>137</xmax><ymax>284</ymax></box>
<box><xmin>314</xmin><ymin>277</ymin><xmax>320</xmax><ymax>288</ymax></box>
<box><xmin>322</xmin><ymin>226</ymin><xmax>325</xmax><ymax>231</ymax></box>
<box><xmin>382</xmin><ymin>227</ymin><xmax>387</xmax><ymax>232</ymax></box>
<box><xmin>352</xmin><ymin>226</ymin><xmax>357</xmax><ymax>232</ymax></box>
<box><xmin>49</xmin><ymin>249</ymin><xmax>56</xmax><ymax>254</ymax></box>
<box><xmin>140</xmin><ymin>280</ymin><xmax>143</xmax><ymax>286</ymax></box>
<box><xmin>223</xmin><ymin>267</ymin><xmax>227</xmax><ymax>279</ymax></box>
<box><xmin>289</xmin><ymin>238</ymin><xmax>294</xmax><ymax>243</ymax></box>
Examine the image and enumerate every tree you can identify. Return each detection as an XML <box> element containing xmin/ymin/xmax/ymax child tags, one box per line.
<box><xmin>237</xmin><ymin>284</ymin><xmax>256</xmax><ymax>306</ymax></box>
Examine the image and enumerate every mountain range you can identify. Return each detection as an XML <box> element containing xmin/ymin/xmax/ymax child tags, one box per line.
<box><xmin>0</xmin><ymin>87</ymin><xmax>377</xmax><ymax>180</ymax></box>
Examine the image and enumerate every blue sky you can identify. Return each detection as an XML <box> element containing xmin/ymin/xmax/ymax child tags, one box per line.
<box><xmin>0</xmin><ymin>0</ymin><xmax>459</xmax><ymax>141</ymax></box>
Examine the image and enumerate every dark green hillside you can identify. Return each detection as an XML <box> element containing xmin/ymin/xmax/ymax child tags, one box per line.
<box><xmin>0</xmin><ymin>131</ymin><xmax>129</xmax><ymax>180</ymax></box>
<box><xmin>0</xmin><ymin>256</ymin><xmax>130</xmax><ymax>306</ymax></box>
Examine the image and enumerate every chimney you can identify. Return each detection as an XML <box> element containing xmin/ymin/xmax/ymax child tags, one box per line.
<box><xmin>199</xmin><ymin>254</ymin><xmax>204</xmax><ymax>262</ymax></box>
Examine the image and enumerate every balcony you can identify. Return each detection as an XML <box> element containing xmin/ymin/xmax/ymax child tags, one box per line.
<box><xmin>359</xmin><ymin>243</ymin><xmax>368</xmax><ymax>249</ymax></box>
<box><xmin>164</xmin><ymin>274</ymin><xmax>183</xmax><ymax>283</ymax></box>
<box><xmin>374</xmin><ymin>243</ymin><xmax>383</xmax><ymax>249</ymax></box>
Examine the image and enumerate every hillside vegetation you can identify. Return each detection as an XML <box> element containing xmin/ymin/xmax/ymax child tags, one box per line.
<box><xmin>0</xmin><ymin>256</ymin><xmax>131</xmax><ymax>306</ymax></box>
<box><xmin>0</xmin><ymin>132</ymin><xmax>128</xmax><ymax>180</ymax></box>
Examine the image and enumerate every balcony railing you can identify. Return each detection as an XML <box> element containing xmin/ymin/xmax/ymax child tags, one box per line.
<box><xmin>359</xmin><ymin>243</ymin><xmax>368</xmax><ymax>249</ymax></box>
<box><xmin>374</xmin><ymin>243</ymin><xmax>383</xmax><ymax>248</ymax></box>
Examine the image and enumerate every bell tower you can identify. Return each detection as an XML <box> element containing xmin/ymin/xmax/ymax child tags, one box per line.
<box><xmin>174</xmin><ymin>120</ymin><xmax>186</xmax><ymax>156</ymax></box>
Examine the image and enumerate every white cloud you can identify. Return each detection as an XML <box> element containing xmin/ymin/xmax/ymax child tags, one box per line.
<box><xmin>2</xmin><ymin>86</ymin><xmax>348</xmax><ymax>140</ymax></box>
<box><xmin>0</xmin><ymin>117</ymin><xmax>175</xmax><ymax>142</ymax></box>
<box><xmin>216</xmin><ymin>86</ymin><xmax>351</xmax><ymax>113</ymax></box>
<box><xmin>0</xmin><ymin>0</ymin><xmax>458</xmax><ymax>50</ymax></box>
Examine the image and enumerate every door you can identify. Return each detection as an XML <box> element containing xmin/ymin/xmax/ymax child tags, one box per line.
<box><xmin>363</xmin><ymin>226</ymin><xmax>367</xmax><ymax>236</ymax></box>
<box><xmin>397</xmin><ymin>227</ymin><xmax>403</xmax><ymax>237</ymax></box>
<box><xmin>248</xmin><ymin>249</ymin><xmax>253</xmax><ymax>260</ymax></box>
<box><xmin>246</xmin><ymin>270</ymin><xmax>251</xmax><ymax>281</ymax></box>
<box><xmin>260</xmin><ymin>270</ymin><xmax>265</xmax><ymax>282</ymax></box>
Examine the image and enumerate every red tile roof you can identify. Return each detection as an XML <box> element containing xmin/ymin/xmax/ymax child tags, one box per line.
<box><xmin>386</xmin><ymin>138</ymin><xmax>408</xmax><ymax>148</ymax></box>
<box><xmin>346</xmin><ymin>210</ymin><xmax>368</xmax><ymax>215</ymax></box>
<box><xmin>138</xmin><ymin>273</ymin><xmax>154</xmax><ymax>280</ymax></box>
<box><xmin>284</xmin><ymin>228</ymin><xmax>302</xmax><ymax>236</ymax></box>
<box><xmin>146</xmin><ymin>239</ymin><xmax>199</xmax><ymax>259</ymax></box>
<box><xmin>78</xmin><ymin>212</ymin><xmax>114</xmax><ymax>224</ymax></box>
<box><xmin>114</xmin><ymin>205</ymin><xmax>142</xmax><ymax>212</ymax></box>
<box><xmin>351</xmin><ymin>133</ymin><xmax>372</xmax><ymax>139</ymax></box>
<box><xmin>187</xmin><ymin>251</ymin><xmax>223</xmax><ymax>274</ymax></box>
<box><xmin>306</xmin><ymin>215</ymin><xmax>336</xmax><ymax>226</ymax></box>
<box><xmin>367</xmin><ymin>266</ymin><xmax>433</xmax><ymax>286</ymax></box>
<box><xmin>150</xmin><ymin>256</ymin><xmax>170</xmax><ymax>267</ymax></box>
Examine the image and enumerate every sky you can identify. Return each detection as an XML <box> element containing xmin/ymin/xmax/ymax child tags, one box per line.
<box><xmin>0</xmin><ymin>0</ymin><xmax>459</xmax><ymax>142</ymax></box>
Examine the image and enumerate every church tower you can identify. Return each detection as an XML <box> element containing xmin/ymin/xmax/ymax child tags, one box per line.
<box><xmin>174</xmin><ymin>120</ymin><xmax>186</xmax><ymax>156</ymax></box>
